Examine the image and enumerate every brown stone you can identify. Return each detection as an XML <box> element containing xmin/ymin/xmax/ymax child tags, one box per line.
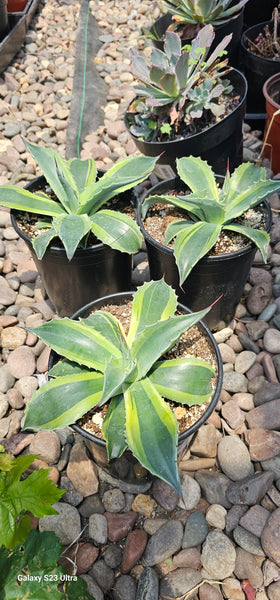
<box><xmin>246</xmin><ymin>428</ymin><xmax>280</xmax><ymax>461</ymax></box>
<box><xmin>261</xmin><ymin>507</ymin><xmax>280</xmax><ymax>566</ymax></box>
<box><xmin>67</xmin><ymin>442</ymin><xmax>99</xmax><ymax>497</ymax></box>
<box><xmin>121</xmin><ymin>529</ymin><xmax>148</xmax><ymax>574</ymax></box>
<box><xmin>105</xmin><ymin>511</ymin><xmax>137</xmax><ymax>542</ymax></box>
<box><xmin>246</xmin><ymin>400</ymin><xmax>280</xmax><ymax>430</ymax></box>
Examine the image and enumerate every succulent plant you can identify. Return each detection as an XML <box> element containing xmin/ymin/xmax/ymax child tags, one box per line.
<box><xmin>159</xmin><ymin>0</ymin><xmax>248</xmax><ymax>27</ymax></box>
<box><xmin>141</xmin><ymin>156</ymin><xmax>280</xmax><ymax>284</ymax></box>
<box><xmin>0</xmin><ymin>140</ymin><xmax>158</xmax><ymax>259</ymax></box>
<box><xmin>129</xmin><ymin>24</ymin><xmax>232</xmax><ymax>140</ymax></box>
<box><xmin>23</xmin><ymin>279</ymin><xmax>217</xmax><ymax>495</ymax></box>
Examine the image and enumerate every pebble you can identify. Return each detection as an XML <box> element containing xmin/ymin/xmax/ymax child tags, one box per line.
<box><xmin>247</xmin><ymin>428</ymin><xmax>280</xmax><ymax>461</ymax></box>
<box><xmin>217</xmin><ymin>436</ymin><xmax>252</xmax><ymax>481</ymax></box>
<box><xmin>28</xmin><ymin>430</ymin><xmax>61</xmax><ymax>465</ymax></box>
<box><xmin>246</xmin><ymin>399</ymin><xmax>280</xmax><ymax>430</ymax></box>
<box><xmin>239</xmin><ymin>504</ymin><xmax>270</xmax><ymax>537</ymax></box>
<box><xmin>206</xmin><ymin>504</ymin><xmax>227</xmax><ymax>529</ymax></box>
<box><xmin>39</xmin><ymin>502</ymin><xmax>81</xmax><ymax>545</ymax></box>
<box><xmin>121</xmin><ymin>529</ymin><xmax>148</xmax><ymax>574</ymax></box>
<box><xmin>136</xmin><ymin>567</ymin><xmax>159</xmax><ymax>600</ymax></box>
<box><xmin>227</xmin><ymin>471</ymin><xmax>275</xmax><ymax>505</ymax></box>
<box><xmin>178</xmin><ymin>473</ymin><xmax>201</xmax><ymax>510</ymax></box>
<box><xmin>195</xmin><ymin>471</ymin><xmax>232</xmax><ymax>508</ymax></box>
<box><xmin>89</xmin><ymin>560</ymin><xmax>115</xmax><ymax>593</ymax></box>
<box><xmin>182</xmin><ymin>510</ymin><xmax>208</xmax><ymax>548</ymax></box>
<box><xmin>233</xmin><ymin>525</ymin><xmax>265</xmax><ymax>556</ymax></box>
<box><xmin>201</xmin><ymin>529</ymin><xmax>236</xmax><ymax>579</ymax></box>
<box><xmin>142</xmin><ymin>520</ymin><xmax>183</xmax><ymax>566</ymax></box>
<box><xmin>66</xmin><ymin>442</ymin><xmax>99</xmax><ymax>497</ymax></box>
<box><xmin>234</xmin><ymin>547</ymin><xmax>264</xmax><ymax>588</ymax></box>
<box><xmin>261</xmin><ymin>507</ymin><xmax>280</xmax><ymax>566</ymax></box>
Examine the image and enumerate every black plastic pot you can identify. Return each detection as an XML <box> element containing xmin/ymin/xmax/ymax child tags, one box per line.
<box><xmin>124</xmin><ymin>69</ymin><xmax>247</xmax><ymax>176</ymax></box>
<box><xmin>11</xmin><ymin>176</ymin><xmax>135</xmax><ymax>317</ymax></box>
<box><xmin>241</xmin><ymin>20</ymin><xmax>280</xmax><ymax>115</ymax></box>
<box><xmin>137</xmin><ymin>177</ymin><xmax>272</xmax><ymax>331</ymax></box>
<box><xmin>244</xmin><ymin>0</ymin><xmax>279</xmax><ymax>28</ymax></box>
<box><xmin>0</xmin><ymin>0</ymin><xmax>8</xmax><ymax>42</ymax></box>
<box><xmin>149</xmin><ymin>8</ymin><xmax>244</xmax><ymax>67</ymax></box>
<box><xmin>57</xmin><ymin>291</ymin><xmax>222</xmax><ymax>484</ymax></box>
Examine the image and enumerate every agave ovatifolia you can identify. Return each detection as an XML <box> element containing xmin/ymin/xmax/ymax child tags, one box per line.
<box><xmin>0</xmin><ymin>140</ymin><xmax>158</xmax><ymax>260</ymax></box>
<box><xmin>159</xmin><ymin>0</ymin><xmax>248</xmax><ymax>26</ymax></box>
<box><xmin>24</xmin><ymin>280</ymin><xmax>216</xmax><ymax>494</ymax></box>
<box><xmin>141</xmin><ymin>156</ymin><xmax>280</xmax><ymax>285</ymax></box>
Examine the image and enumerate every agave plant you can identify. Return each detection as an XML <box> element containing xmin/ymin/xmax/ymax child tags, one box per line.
<box><xmin>129</xmin><ymin>24</ymin><xmax>232</xmax><ymax>139</ymax></box>
<box><xmin>0</xmin><ymin>140</ymin><xmax>158</xmax><ymax>260</ymax></box>
<box><xmin>23</xmin><ymin>279</ymin><xmax>216</xmax><ymax>495</ymax></box>
<box><xmin>141</xmin><ymin>156</ymin><xmax>280</xmax><ymax>284</ymax></box>
<box><xmin>159</xmin><ymin>0</ymin><xmax>248</xmax><ymax>26</ymax></box>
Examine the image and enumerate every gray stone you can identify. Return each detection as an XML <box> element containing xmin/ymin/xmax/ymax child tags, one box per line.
<box><xmin>89</xmin><ymin>559</ymin><xmax>115</xmax><ymax>593</ymax></box>
<box><xmin>80</xmin><ymin>575</ymin><xmax>104</xmax><ymax>600</ymax></box>
<box><xmin>60</xmin><ymin>476</ymin><xmax>83</xmax><ymax>506</ymax></box>
<box><xmin>259</xmin><ymin>304</ymin><xmax>277</xmax><ymax>321</ymax></box>
<box><xmin>182</xmin><ymin>510</ymin><xmax>208</xmax><ymax>548</ymax></box>
<box><xmin>79</xmin><ymin>494</ymin><xmax>105</xmax><ymax>518</ymax></box>
<box><xmin>0</xmin><ymin>365</ymin><xmax>15</xmax><ymax>393</ymax></box>
<box><xmin>142</xmin><ymin>520</ymin><xmax>183</xmax><ymax>566</ymax></box>
<box><xmin>254</xmin><ymin>382</ymin><xmax>280</xmax><ymax>406</ymax></box>
<box><xmin>195</xmin><ymin>471</ymin><xmax>232</xmax><ymax>508</ymax></box>
<box><xmin>226</xmin><ymin>471</ymin><xmax>275</xmax><ymax>505</ymax></box>
<box><xmin>246</xmin><ymin>399</ymin><xmax>280</xmax><ymax>430</ymax></box>
<box><xmin>201</xmin><ymin>530</ymin><xmax>236</xmax><ymax>579</ymax></box>
<box><xmin>233</xmin><ymin>526</ymin><xmax>265</xmax><ymax>556</ymax></box>
<box><xmin>225</xmin><ymin>505</ymin><xmax>248</xmax><ymax>534</ymax></box>
<box><xmin>113</xmin><ymin>575</ymin><xmax>136</xmax><ymax>600</ymax></box>
<box><xmin>238</xmin><ymin>332</ymin><xmax>261</xmax><ymax>353</ymax></box>
<box><xmin>217</xmin><ymin>435</ymin><xmax>252</xmax><ymax>481</ymax></box>
<box><xmin>234</xmin><ymin>547</ymin><xmax>264</xmax><ymax>588</ymax></box>
<box><xmin>88</xmin><ymin>514</ymin><xmax>108</xmax><ymax>545</ymax></box>
<box><xmin>160</xmin><ymin>569</ymin><xmax>202</xmax><ymax>599</ymax></box>
<box><xmin>103</xmin><ymin>544</ymin><xmax>122</xmax><ymax>569</ymax></box>
<box><xmin>39</xmin><ymin>503</ymin><xmax>81</xmax><ymax>545</ymax></box>
<box><xmin>136</xmin><ymin>567</ymin><xmax>159</xmax><ymax>600</ymax></box>
<box><xmin>102</xmin><ymin>488</ymin><xmax>126</xmax><ymax>513</ymax></box>
<box><xmin>239</xmin><ymin>505</ymin><xmax>270</xmax><ymax>537</ymax></box>
<box><xmin>222</xmin><ymin>371</ymin><xmax>248</xmax><ymax>393</ymax></box>
<box><xmin>263</xmin><ymin>328</ymin><xmax>280</xmax><ymax>353</ymax></box>
<box><xmin>178</xmin><ymin>473</ymin><xmax>201</xmax><ymax>510</ymax></box>
<box><xmin>261</xmin><ymin>507</ymin><xmax>280</xmax><ymax>567</ymax></box>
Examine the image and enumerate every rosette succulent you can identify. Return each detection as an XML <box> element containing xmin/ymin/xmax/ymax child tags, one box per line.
<box><xmin>159</xmin><ymin>0</ymin><xmax>248</xmax><ymax>26</ymax></box>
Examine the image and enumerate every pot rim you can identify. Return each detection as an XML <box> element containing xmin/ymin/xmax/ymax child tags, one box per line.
<box><xmin>137</xmin><ymin>177</ymin><xmax>272</xmax><ymax>263</ymax></box>
<box><xmin>49</xmin><ymin>289</ymin><xmax>223</xmax><ymax>446</ymax></box>
<box><xmin>150</xmin><ymin>9</ymin><xmax>243</xmax><ymax>41</ymax></box>
<box><xmin>263</xmin><ymin>72</ymin><xmax>280</xmax><ymax>109</ymax></box>
<box><xmin>124</xmin><ymin>68</ymin><xmax>247</xmax><ymax>150</ymax></box>
<box><xmin>241</xmin><ymin>19</ymin><xmax>280</xmax><ymax>63</ymax></box>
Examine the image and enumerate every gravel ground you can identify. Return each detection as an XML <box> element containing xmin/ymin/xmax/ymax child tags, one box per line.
<box><xmin>0</xmin><ymin>2</ymin><xmax>280</xmax><ymax>600</ymax></box>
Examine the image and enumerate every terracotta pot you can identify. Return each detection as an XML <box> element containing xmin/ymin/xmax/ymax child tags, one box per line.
<box><xmin>7</xmin><ymin>0</ymin><xmax>27</xmax><ymax>11</ymax></box>
<box><xmin>263</xmin><ymin>73</ymin><xmax>280</xmax><ymax>174</ymax></box>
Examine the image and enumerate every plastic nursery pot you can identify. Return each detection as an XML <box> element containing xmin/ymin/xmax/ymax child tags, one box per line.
<box><xmin>124</xmin><ymin>69</ymin><xmax>247</xmax><ymax>176</ymax></box>
<box><xmin>136</xmin><ymin>177</ymin><xmax>272</xmax><ymax>331</ymax></box>
<box><xmin>0</xmin><ymin>0</ymin><xmax>9</xmax><ymax>42</ymax></box>
<box><xmin>10</xmin><ymin>176</ymin><xmax>135</xmax><ymax>318</ymax></box>
<box><xmin>53</xmin><ymin>291</ymin><xmax>222</xmax><ymax>486</ymax></box>
<box><xmin>244</xmin><ymin>0</ymin><xmax>279</xmax><ymax>28</ymax></box>
<box><xmin>241</xmin><ymin>20</ymin><xmax>280</xmax><ymax>116</ymax></box>
<box><xmin>149</xmin><ymin>8</ymin><xmax>244</xmax><ymax>67</ymax></box>
<box><xmin>263</xmin><ymin>73</ymin><xmax>280</xmax><ymax>174</ymax></box>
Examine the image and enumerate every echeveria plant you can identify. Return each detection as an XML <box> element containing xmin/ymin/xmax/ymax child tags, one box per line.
<box><xmin>24</xmin><ymin>279</ymin><xmax>216</xmax><ymax>494</ymax></box>
<box><xmin>0</xmin><ymin>140</ymin><xmax>158</xmax><ymax>260</ymax></box>
<box><xmin>141</xmin><ymin>156</ymin><xmax>280</xmax><ymax>284</ymax></box>
<box><xmin>159</xmin><ymin>0</ymin><xmax>248</xmax><ymax>26</ymax></box>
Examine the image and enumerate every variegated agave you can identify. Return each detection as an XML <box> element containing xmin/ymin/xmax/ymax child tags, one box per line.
<box><xmin>141</xmin><ymin>157</ymin><xmax>280</xmax><ymax>285</ymax></box>
<box><xmin>129</xmin><ymin>25</ymin><xmax>232</xmax><ymax>140</ymax></box>
<box><xmin>23</xmin><ymin>279</ymin><xmax>216</xmax><ymax>495</ymax></box>
<box><xmin>159</xmin><ymin>0</ymin><xmax>248</xmax><ymax>26</ymax></box>
<box><xmin>0</xmin><ymin>140</ymin><xmax>158</xmax><ymax>260</ymax></box>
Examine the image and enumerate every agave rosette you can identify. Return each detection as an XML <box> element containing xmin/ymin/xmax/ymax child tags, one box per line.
<box><xmin>159</xmin><ymin>0</ymin><xmax>248</xmax><ymax>26</ymax></box>
<box><xmin>24</xmin><ymin>279</ymin><xmax>216</xmax><ymax>494</ymax></box>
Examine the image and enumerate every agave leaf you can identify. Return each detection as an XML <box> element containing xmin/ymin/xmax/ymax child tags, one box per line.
<box><xmin>131</xmin><ymin>304</ymin><xmax>214</xmax><ymax>380</ymax></box>
<box><xmin>23</xmin><ymin>140</ymin><xmax>73</xmax><ymax>213</ymax></box>
<box><xmin>24</xmin><ymin>372</ymin><xmax>104</xmax><ymax>430</ymax></box>
<box><xmin>141</xmin><ymin>193</ymin><xmax>204</xmax><ymax>220</ymax></box>
<box><xmin>102</xmin><ymin>395</ymin><xmax>127</xmax><ymax>459</ymax></box>
<box><xmin>91</xmin><ymin>209</ymin><xmax>142</xmax><ymax>254</ymax></box>
<box><xmin>223</xmin><ymin>224</ymin><xmax>270</xmax><ymax>263</ymax></box>
<box><xmin>99</xmin><ymin>355</ymin><xmax>136</xmax><ymax>407</ymax></box>
<box><xmin>164</xmin><ymin>219</ymin><xmax>193</xmax><ymax>244</ymax></box>
<box><xmin>176</xmin><ymin>156</ymin><xmax>218</xmax><ymax>200</ymax></box>
<box><xmin>127</xmin><ymin>279</ymin><xmax>177</xmax><ymax>345</ymax></box>
<box><xmin>224</xmin><ymin>179</ymin><xmax>280</xmax><ymax>222</ymax></box>
<box><xmin>82</xmin><ymin>311</ymin><xmax>127</xmax><ymax>354</ymax></box>
<box><xmin>30</xmin><ymin>317</ymin><xmax>123</xmax><ymax>372</ymax></box>
<box><xmin>124</xmin><ymin>378</ymin><xmax>181</xmax><ymax>495</ymax></box>
<box><xmin>52</xmin><ymin>214</ymin><xmax>92</xmax><ymax>260</ymax></box>
<box><xmin>68</xmin><ymin>157</ymin><xmax>97</xmax><ymax>195</ymax></box>
<box><xmin>48</xmin><ymin>359</ymin><xmax>88</xmax><ymax>377</ymax></box>
<box><xmin>174</xmin><ymin>221</ymin><xmax>221</xmax><ymax>284</ymax></box>
<box><xmin>78</xmin><ymin>155</ymin><xmax>158</xmax><ymax>214</ymax></box>
<box><xmin>0</xmin><ymin>186</ymin><xmax>65</xmax><ymax>216</ymax></box>
<box><xmin>149</xmin><ymin>357</ymin><xmax>215</xmax><ymax>405</ymax></box>
<box><xmin>226</xmin><ymin>163</ymin><xmax>266</xmax><ymax>202</ymax></box>
<box><xmin>55</xmin><ymin>154</ymin><xmax>80</xmax><ymax>212</ymax></box>
<box><xmin>32</xmin><ymin>227</ymin><xmax>58</xmax><ymax>259</ymax></box>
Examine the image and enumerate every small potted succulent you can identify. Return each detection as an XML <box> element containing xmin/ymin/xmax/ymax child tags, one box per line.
<box><xmin>23</xmin><ymin>279</ymin><xmax>223</xmax><ymax>495</ymax></box>
<box><xmin>262</xmin><ymin>74</ymin><xmax>280</xmax><ymax>174</ymax></box>
<box><xmin>149</xmin><ymin>0</ymin><xmax>248</xmax><ymax>63</ymax></box>
<box><xmin>124</xmin><ymin>25</ymin><xmax>247</xmax><ymax>175</ymax></box>
<box><xmin>0</xmin><ymin>140</ymin><xmax>158</xmax><ymax>316</ymax></box>
<box><xmin>137</xmin><ymin>156</ymin><xmax>279</xmax><ymax>329</ymax></box>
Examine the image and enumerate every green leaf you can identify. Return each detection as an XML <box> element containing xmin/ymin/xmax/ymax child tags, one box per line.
<box><xmin>164</xmin><ymin>31</ymin><xmax>181</xmax><ymax>59</ymax></box>
<box><xmin>68</xmin><ymin>156</ymin><xmax>97</xmax><ymax>195</ymax></box>
<box><xmin>149</xmin><ymin>357</ymin><xmax>215</xmax><ymax>405</ymax></box>
<box><xmin>91</xmin><ymin>209</ymin><xmax>142</xmax><ymax>253</ymax></box>
<box><xmin>48</xmin><ymin>359</ymin><xmax>89</xmax><ymax>377</ymax></box>
<box><xmin>102</xmin><ymin>395</ymin><xmax>127</xmax><ymax>459</ymax></box>
<box><xmin>0</xmin><ymin>453</ymin><xmax>64</xmax><ymax>549</ymax></box>
<box><xmin>23</xmin><ymin>140</ymin><xmax>73</xmax><ymax>213</ymax></box>
<box><xmin>83</xmin><ymin>310</ymin><xmax>127</xmax><ymax>353</ymax></box>
<box><xmin>24</xmin><ymin>372</ymin><xmax>104</xmax><ymax>430</ymax></box>
<box><xmin>99</xmin><ymin>355</ymin><xmax>136</xmax><ymax>406</ymax></box>
<box><xmin>223</xmin><ymin>224</ymin><xmax>270</xmax><ymax>263</ymax></box>
<box><xmin>164</xmin><ymin>219</ymin><xmax>193</xmax><ymax>245</ymax></box>
<box><xmin>127</xmin><ymin>279</ymin><xmax>177</xmax><ymax>345</ymax></box>
<box><xmin>32</xmin><ymin>227</ymin><xmax>58</xmax><ymax>259</ymax></box>
<box><xmin>176</xmin><ymin>156</ymin><xmax>218</xmax><ymax>200</ymax></box>
<box><xmin>174</xmin><ymin>221</ymin><xmax>221</xmax><ymax>284</ymax></box>
<box><xmin>30</xmin><ymin>317</ymin><xmax>123</xmax><ymax>371</ymax></box>
<box><xmin>225</xmin><ymin>179</ymin><xmax>280</xmax><ymax>222</ymax></box>
<box><xmin>78</xmin><ymin>155</ymin><xmax>158</xmax><ymax>215</ymax></box>
<box><xmin>52</xmin><ymin>214</ymin><xmax>92</xmax><ymax>260</ymax></box>
<box><xmin>131</xmin><ymin>305</ymin><xmax>214</xmax><ymax>380</ymax></box>
<box><xmin>0</xmin><ymin>186</ymin><xmax>66</xmax><ymax>216</ymax></box>
<box><xmin>125</xmin><ymin>378</ymin><xmax>181</xmax><ymax>494</ymax></box>
<box><xmin>159</xmin><ymin>72</ymin><xmax>180</xmax><ymax>97</ymax></box>
<box><xmin>175</xmin><ymin>51</ymin><xmax>189</xmax><ymax>89</ymax></box>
